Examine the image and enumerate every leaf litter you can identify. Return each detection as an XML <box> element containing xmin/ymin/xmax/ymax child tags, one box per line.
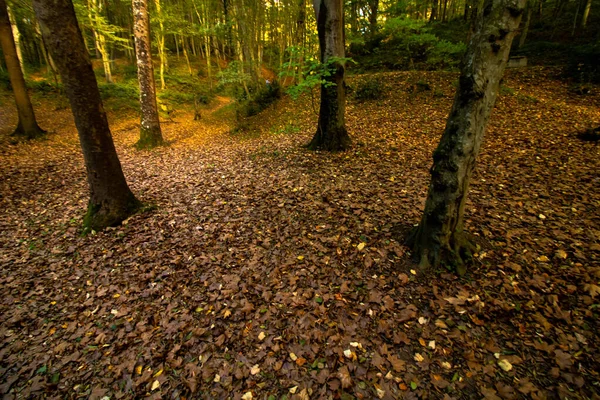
<box><xmin>0</xmin><ymin>67</ymin><xmax>599</xmax><ymax>399</ymax></box>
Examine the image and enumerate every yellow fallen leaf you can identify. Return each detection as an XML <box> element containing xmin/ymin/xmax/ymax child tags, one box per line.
<box><xmin>223</xmin><ymin>309</ymin><xmax>231</xmax><ymax>318</ymax></box>
<box><xmin>135</xmin><ymin>365</ymin><xmax>142</xmax><ymax>375</ymax></box>
<box><xmin>214</xmin><ymin>374</ymin><xmax>221</xmax><ymax>383</ymax></box>
<box><xmin>297</xmin><ymin>255</ymin><xmax>304</xmax><ymax>261</ymax></box>
<box><xmin>289</xmin><ymin>352</ymin><xmax>298</xmax><ymax>361</ymax></box>
<box><xmin>289</xmin><ymin>386</ymin><xmax>298</xmax><ymax>394</ymax></box>
<box><xmin>498</xmin><ymin>359</ymin><xmax>513</xmax><ymax>371</ymax></box>
<box><xmin>153</xmin><ymin>368</ymin><xmax>163</xmax><ymax>377</ymax></box>
<box><xmin>250</xmin><ymin>364</ymin><xmax>260</xmax><ymax>375</ymax></box>
<box><xmin>258</xmin><ymin>331</ymin><xmax>266</xmax><ymax>341</ymax></box>
<box><xmin>151</xmin><ymin>380</ymin><xmax>160</xmax><ymax>391</ymax></box>
<box><xmin>357</xmin><ymin>242</ymin><xmax>366</xmax><ymax>251</ymax></box>
<box><xmin>414</xmin><ymin>353</ymin><xmax>424</xmax><ymax>362</ymax></box>
<box><xmin>241</xmin><ymin>391</ymin><xmax>253</xmax><ymax>400</ymax></box>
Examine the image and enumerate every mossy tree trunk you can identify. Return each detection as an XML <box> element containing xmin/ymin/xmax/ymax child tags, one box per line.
<box><xmin>307</xmin><ymin>0</ymin><xmax>351</xmax><ymax>152</ymax></box>
<box><xmin>408</xmin><ymin>0</ymin><xmax>524</xmax><ymax>274</ymax></box>
<box><xmin>32</xmin><ymin>0</ymin><xmax>140</xmax><ymax>231</ymax></box>
<box><xmin>0</xmin><ymin>0</ymin><xmax>45</xmax><ymax>139</ymax></box>
<box><xmin>132</xmin><ymin>0</ymin><xmax>164</xmax><ymax>149</ymax></box>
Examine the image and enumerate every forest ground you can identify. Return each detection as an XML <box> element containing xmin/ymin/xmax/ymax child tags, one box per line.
<box><xmin>0</xmin><ymin>67</ymin><xmax>599</xmax><ymax>399</ymax></box>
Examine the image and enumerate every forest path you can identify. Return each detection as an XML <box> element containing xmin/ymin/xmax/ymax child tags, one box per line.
<box><xmin>0</xmin><ymin>68</ymin><xmax>599</xmax><ymax>399</ymax></box>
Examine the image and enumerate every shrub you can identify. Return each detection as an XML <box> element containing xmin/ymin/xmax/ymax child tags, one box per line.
<box><xmin>354</xmin><ymin>76</ymin><xmax>385</xmax><ymax>101</ymax></box>
<box><xmin>237</xmin><ymin>81</ymin><xmax>281</xmax><ymax>118</ymax></box>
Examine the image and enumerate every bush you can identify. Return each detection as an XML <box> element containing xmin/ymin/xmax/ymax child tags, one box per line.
<box><xmin>354</xmin><ymin>76</ymin><xmax>385</xmax><ymax>101</ymax></box>
<box><xmin>347</xmin><ymin>17</ymin><xmax>466</xmax><ymax>72</ymax></box>
<box><xmin>98</xmin><ymin>82</ymin><xmax>139</xmax><ymax>101</ymax></box>
<box><xmin>237</xmin><ymin>81</ymin><xmax>281</xmax><ymax>118</ymax></box>
<box><xmin>0</xmin><ymin>70</ymin><xmax>11</xmax><ymax>90</ymax></box>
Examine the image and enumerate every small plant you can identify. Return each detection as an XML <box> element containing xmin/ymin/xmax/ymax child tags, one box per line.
<box><xmin>354</xmin><ymin>76</ymin><xmax>385</xmax><ymax>101</ymax></box>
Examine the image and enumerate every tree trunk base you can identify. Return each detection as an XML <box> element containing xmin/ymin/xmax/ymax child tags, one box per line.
<box><xmin>135</xmin><ymin>128</ymin><xmax>165</xmax><ymax>149</ymax></box>
<box><xmin>406</xmin><ymin>226</ymin><xmax>477</xmax><ymax>275</ymax></box>
<box><xmin>11</xmin><ymin>121</ymin><xmax>46</xmax><ymax>140</ymax></box>
<box><xmin>83</xmin><ymin>194</ymin><xmax>142</xmax><ymax>232</ymax></box>
<box><xmin>306</xmin><ymin>127</ymin><xmax>351</xmax><ymax>151</ymax></box>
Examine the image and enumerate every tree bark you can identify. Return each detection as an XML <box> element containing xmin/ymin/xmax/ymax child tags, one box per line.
<box><xmin>518</xmin><ymin>2</ymin><xmax>531</xmax><ymax>47</ymax></box>
<box><xmin>408</xmin><ymin>0</ymin><xmax>524</xmax><ymax>274</ymax></box>
<box><xmin>7</xmin><ymin>5</ymin><xmax>24</xmax><ymax>74</ymax></box>
<box><xmin>132</xmin><ymin>0</ymin><xmax>164</xmax><ymax>149</ymax></box>
<box><xmin>307</xmin><ymin>0</ymin><xmax>350</xmax><ymax>151</ymax></box>
<box><xmin>155</xmin><ymin>0</ymin><xmax>167</xmax><ymax>89</ymax></box>
<box><xmin>580</xmin><ymin>0</ymin><xmax>591</xmax><ymax>28</ymax></box>
<box><xmin>32</xmin><ymin>0</ymin><xmax>140</xmax><ymax>231</ymax></box>
<box><xmin>0</xmin><ymin>0</ymin><xmax>45</xmax><ymax>139</ymax></box>
<box><xmin>431</xmin><ymin>0</ymin><xmax>439</xmax><ymax>21</ymax></box>
<box><xmin>368</xmin><ymin>0</ymin><xmax>379</xmax><ymax>36</ymax></box>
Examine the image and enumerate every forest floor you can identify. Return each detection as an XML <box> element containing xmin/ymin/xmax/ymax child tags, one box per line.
<box><xmin>0</xmin><ymin>67</ymin><xmax>599</xmax><ymax>400</ymax></box>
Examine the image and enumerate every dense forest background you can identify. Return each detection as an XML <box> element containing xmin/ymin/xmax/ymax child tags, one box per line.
<box><xmin>1</xmin><ymin>0</ymin><xmax>598</xmax><ymax>117</ymax></box>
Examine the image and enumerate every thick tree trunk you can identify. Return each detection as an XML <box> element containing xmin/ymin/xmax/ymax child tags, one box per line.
<box><xmin>0</xmin><ymin>0</ymin><xmax>45</xmax><ymax>139</ymax></box>
<box><xmin>32</xmin><ymin>0</ymin><xmax>140</xmax><ymax>231</ymax></box>
<box><xmin>132</xmin><ymin>0</ymin><xmax>164</xmax><ymax>149</ymax></box>
<box><xmin>307</xmin><ymin>0</ymin><xmax>350</xmax><ymax>151</ymax></box>
<box><xmin>7</xmin><ymin>5</ymin><xmax>24</xmax><ymax>74</ymax></box>
<box><xmin>408</xmin><ymin>0</ymin><xmax>524</xmax><ymax>274</ymax></box>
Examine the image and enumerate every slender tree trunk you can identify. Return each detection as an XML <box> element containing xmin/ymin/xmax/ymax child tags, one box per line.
<box><xmin>156</xmin><ymin>0</ymin><xmax>166</xmax><ymax>89</ymax></box>
<box><xmin>368</xmin><ymin>0</ymin><xmax>379</xmax><ymax>37</ymax></box>
<box><xmin>442</xmin><ymin>0</ymin><xmax>448</xmax><ymax>21</ymax></box>
<box><xmin>350</xmin><ymin>0</ymin><xmax>358</xmax><ymax>34</ymax></box>
<box><xmin>132</xmin><ymin>0</ymin><xmax>164</xmax><ymax>148</ymax></box>
<box><xmin>32</xmin><ymin>0</ymin><xmax>141</xmax><ymax>230</ymax></box>
<box><xmin>0</xmin><ymin>0</ymin><xmax>45</xmax><ymax>139</ymax></box>
<box><xmin>431</xmin><ymin>0</ymin><xmax>439</xmax><ymax>21</ymax></box>
<box><xmin>519</xmin><ymin>3</ymin><xmax>532</xmax><ymax>47</ymax></box>
<box><xmin>307</xmin><ymin>0</ymin><xmax>350</xmax><ymax>151</ymax></box>
<box><xmin>408</xmin><ymin>0</ymin><xmax>524</xmax><ymax>274</ymax></box>
<box><xmin>580</xmin><ymin>0</ymin><xmax>591</xmax><ymax>28</ymax></box>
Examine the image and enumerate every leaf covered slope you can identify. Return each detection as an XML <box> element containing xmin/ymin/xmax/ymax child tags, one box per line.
<box><xmin>0</xmin><ymin>68</ymin><xmax>599</xmax><ymax>399</ymax></box>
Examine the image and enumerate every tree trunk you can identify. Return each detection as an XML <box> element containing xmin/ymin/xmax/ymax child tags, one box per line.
<box><xmin>350</xmin><ymin>0</ymin><xmax>358</xmax><ymax>34</ymax></box>
<box><xmin>307</xmin><ymin>0</ymin><xmax>350</xmax><ymax>151</ymax></box>
<box><xmin>0</xmin><ymin>0</ymin><xmax>45</xmax><ymax>139</ymax></box>
<box><xmin>408</xmin><ymin>0</ymin><xmax>524</xmax><ymax>274</ymax></box>
<box><xmin>132</xmin><ymin>0</ymin><xmax>164</xmax><ymax>149</ymax></box>
<box><xmin>431</xmin><ymin>0</ymin><xmax>439</xmax><ymax>21</ymax></box>
<box><xmin>7</xmin><ymin>5</ymin><xmax>24</xmax><ymax>74</ymax></box>
<box><xmin>32</xmin><ymin>0</ymin><xmax>141</xmax><ymax>231</ymax></box>
<box><xmin>518</xmin><ymin>3</ymin><xmax>531</xmax><ymax>47</ymax></box>
<box><xmin>368</xmin><ymin>0</ymin><xmax>379</xmax><ymax>37</ymax></box>
<box><xmin>580</xmin><ymin>0</ymin><xmax>591</xmax><ymax>28</ymax></box>
<box><xmin>155</xmin><ymin>0</ymin><xmax>166</xmax><ymax>89</ymax></box>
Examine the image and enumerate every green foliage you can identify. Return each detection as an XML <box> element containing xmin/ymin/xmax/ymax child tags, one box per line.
<box><xmin>0</xmin><ymin>70</ymin><xmax>11</xmax><ymax>90</ymax></box>
<box><xmin>237</xmin><ymin>81</ymin><xmax>281</xmax><ymax>118</ymax></box>
<box><xmin>98</xmin><ymin>82</ymin><xmax>139</xmax><ymax>101</ymax></box>
<box><xmin>353</xmin><ymin>76</ymin><xmax>386</xmax><ymax>101</ymax></box>
<box><xmin>280</xmin><ymin>49</ymin><xmax>354</xmax><ymax>100</ymax></box>
<box><xmin>27</xmin><ymin>79</ymin><xmax>61</xmax><ymax>94</ymax></box>
<box><xmin>566</xmin><ymin>43</ymin><xmax>600</xmax><ymax>84</ymax></box>
<box><xmin>97</xmin><ymin>82</ymin><xmax>139</xmax><ymax>112</ymax></box>
<box><xmin>348</xmin><ymin>18</ymin><xmax>466</xmax><ymax>71</ymax></box>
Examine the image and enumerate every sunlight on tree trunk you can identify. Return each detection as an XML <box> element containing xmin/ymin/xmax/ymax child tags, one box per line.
<box><xmin>0</xmin><ymin>0</ymin><xmax>45</xmax><ymax>139</ymax></box>
<box><xmin>32</xmin><ymin>0</ymin><xmax>140</xmax><ymax>231</ymax></box>
<box><xmin>408</xmin><ymin>0</ymin><xmax>525</xmax><ymax>274</ymax></box>
<box><xmin>7</xmin><ymin>5</ymin><xmax>24</xmax><ymax>74</ymax></box>
<box><xmin>132</xmin><ymin>0</ymin><xmax>164</xmax><ymax>149</ymax></box>
<box><xmin>156</xmin><ymin>0</ymin><xmax>167</xmax><ymax>90</ymax></box>
<box><xmin>307</xmin><ymin>0</ymin><xmax>351</xmax><ymax>151</ymax></box>
<box><xmin>580</xmin><ymin>0</ymin><xmax>591</xmax><ymax>28</ymax></box>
